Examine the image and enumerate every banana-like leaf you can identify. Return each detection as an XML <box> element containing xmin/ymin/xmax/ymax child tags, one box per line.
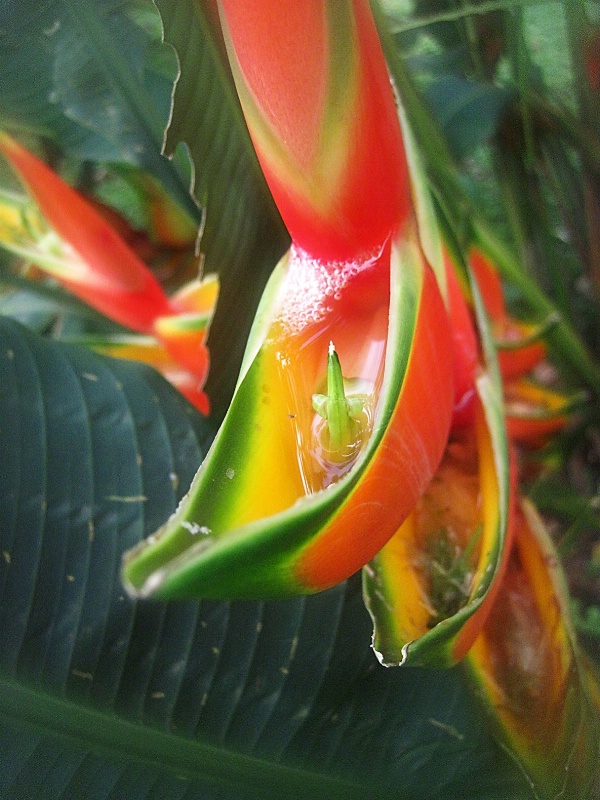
<box><xmin>0</xmin><ymin>316</ymin><xmax>533</xmax><ymax>799</ymax></box>
<box><xmin>155</xmin><ymin>0</ymin><xmax>285</xmax><ymax>270</ymax></box>
<box><xmin>423</xmin><ymin>76</ymin><xmax>513</xmax><ymax>161</ymax></box>
<box><xmin>122</xmin><ymin>222</ymin><xmax>454</xmax><ymax>599</ymax></box>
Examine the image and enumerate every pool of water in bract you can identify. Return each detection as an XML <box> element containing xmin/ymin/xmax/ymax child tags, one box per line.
<box><xmin>266</xmin><ymin>240</ymin><xmax>391</xmax><ymax>495</ymax></box>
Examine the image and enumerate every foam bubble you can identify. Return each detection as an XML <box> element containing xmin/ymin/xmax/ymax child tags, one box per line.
<box><xmin>278</xmin><ymin>242</ymin><xmax>385</xmax><ymax>334</ymax></box>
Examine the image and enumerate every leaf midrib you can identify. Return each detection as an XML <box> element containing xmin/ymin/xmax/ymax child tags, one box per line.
<box><xmin>0</xmin><ymin>676</ymin><xmax>398</xmax><ymax>800</ymax></box>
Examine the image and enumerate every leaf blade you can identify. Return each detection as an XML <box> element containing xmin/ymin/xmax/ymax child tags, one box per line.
<box><xmin>0</xmin><ymin>318</ymin><xmax>529</xmax><ymax>799</ymax></box>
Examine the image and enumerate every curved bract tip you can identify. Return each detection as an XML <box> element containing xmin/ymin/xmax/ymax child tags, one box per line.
<box><xmin>121</xmin><ymin>225</ymin><xmax>454</xmax><ymax>599</ymax></box>
<box><xmin>363</xmin><ymin>379</ymin><xmax>513</xmax><ymax>667</ymax></box>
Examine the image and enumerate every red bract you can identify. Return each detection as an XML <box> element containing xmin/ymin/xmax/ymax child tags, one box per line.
<box><xmin>219</xmin><ymin>0</ymin><xmax>410</xmax><ymax>261</ymax></box>
<box><xmin>466</xmin><ymin>498</ymin><xmax>600</xmax><ymax>796</ymax></box>
<box><xmin>443</xmin><ymin>250</ymin><xmax>479</xmax><ymax>429</ymax></box>
<box><xmin>364</xmin><ymin>397</ymin><xmax>515</xmax><ymax>666</ymax></box>
<box><xmin>293</xmin><ymin>246</ymin><xmax>454</xmax><ymax>590</ymax></box>
<box><xmin>0</xmin><ymin>133</ymin><xmax>174</xmax><ymax>333</ymax></box>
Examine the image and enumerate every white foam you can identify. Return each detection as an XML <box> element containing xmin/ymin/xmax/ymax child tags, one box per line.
<box><xmin>278</xmin><ymin>242</ymin><xmax>385</xmax><ymax>334</ymax></box>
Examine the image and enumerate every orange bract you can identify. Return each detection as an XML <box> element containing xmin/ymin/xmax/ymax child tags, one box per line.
<box><xmin>466</xmin><ymin>498</ymin><xmax>600</xmax><ymax>794</ymax></box>
<box><xmin>295</xmin><ymin>255</ymin><xmax>454</xmax><ymax>590</ymax></box>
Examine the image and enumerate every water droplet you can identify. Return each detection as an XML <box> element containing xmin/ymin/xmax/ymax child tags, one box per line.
<box><xmin>181</xmin><ymin>520</ymin><xmax>211</xmax><ymax>536</ymax></box>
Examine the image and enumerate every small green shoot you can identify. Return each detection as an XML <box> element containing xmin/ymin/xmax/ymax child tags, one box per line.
<box><xmin>427</xmin><ymin>524</ymin><xmax>483</xmax><ymax>628</ymax></box>
<box><xmin>312</xmin><ymin>341</ymin><xmax>364</xmax><ymax>456</ymax></box>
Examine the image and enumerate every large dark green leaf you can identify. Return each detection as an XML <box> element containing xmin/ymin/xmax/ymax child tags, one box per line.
<box><xmin>424</xmin><ymin>76</ymin><xmax>513</xmax><ymax>160</ymax></box>
<box><xmin>0</xmin><ymin>0</ymin><xmax>198</xmax><ymax>222</ymax></box>
<box><xmin>0</xmin><ymin>317</ymin><xmax>531</xmax><ymax>799</ymax></box>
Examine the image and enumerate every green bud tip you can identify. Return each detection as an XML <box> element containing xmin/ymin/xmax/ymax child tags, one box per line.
<box><xmin>312</xmin><ymin>341</ymin><xmax>364</xmax><ymax>453</ymax></box>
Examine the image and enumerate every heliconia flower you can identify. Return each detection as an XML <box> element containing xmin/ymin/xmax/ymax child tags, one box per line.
<box><xmin>467</xmin><ymin>247</ymin><xmax>581</xmax><ymax>449</ymax></box>
<box><xmin>464</xmin><ymin>497</ymin><xmax>600</xmax><ymax>797</ymax></box>
<box><xmin>122</xmin><ymin>225</ymin><xmax>454</xmax><ymax>598</ymax></box>
<box><xmin>0</xmin><ymin>132</ymin><xmax>219</xmax><ymax>410</ymax></box>
<box><xmin>121</xmin><ymin>0</ymin><xmax>455</xmax><ymax>600</ymax></box>
<box><xmin>503</xmin><ymin>378</ymin><xmax>585</xmax><ymax>449</ymax></box>
<box><xmin>0</xmin><ymin>132</ymin><xmax>174</xmax><ymax>333</ymax></box>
